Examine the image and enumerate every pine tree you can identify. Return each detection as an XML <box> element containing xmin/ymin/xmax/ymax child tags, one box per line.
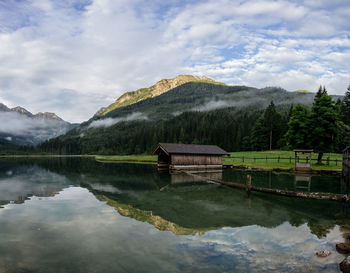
<box><xmin>309</xmin><ymin>90</ymin><xmax>340</xmax><ymax>164</ymax></box>
<box><xmin>341</xmin><ymin>85</ymin><xmax>350</xmax><ymax>125</ymax></box>
<box><xmin>315</xmin><ymin>85</ymin><xmax>327</xmax><ymax>99</ymax></box>
<box><xmin>285</xmin><ymin>106</ymin><xmax>310</xmax><ymax>149</ymax></box>
<box><xmin>264</xmin><ymin>101</ymin><xmax>282</xmax><ymax>150</ymax></box>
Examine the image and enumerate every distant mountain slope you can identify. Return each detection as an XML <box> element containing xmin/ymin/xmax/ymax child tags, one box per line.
<box><xmin>0</xmin><ymin>103</ymin><xmax>78</xmax><ymax>146</ymax></box>
<box><xmin>78</xmin><ymin>82</ymin><xmax>317</xmax><ymax>133</ymax></box>
<box><xmin>39</xmin><ymin>77</ymin><xmax>340</xmax><ymax>155</ymax></box>
<box><xmin>97</xmin><ymin>75</ymin><xmax>224</xmax><ymax>116</ymax></box>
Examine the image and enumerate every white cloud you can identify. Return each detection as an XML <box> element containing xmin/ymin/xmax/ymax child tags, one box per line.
<box><xmin>88</xmin><ymin>112</ymin><xmax>148</xmax><ymax>129</ymax></box>
<box><xmin>0</xmin><ymin>0</ymin><xmax>349</xmax><ymax>123</ymax></box>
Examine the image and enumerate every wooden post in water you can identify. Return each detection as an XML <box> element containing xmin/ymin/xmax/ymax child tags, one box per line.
<box><xmin>246</xmin><ymin>174</ymin><xmax>251</xmax><ymax>197</ymax></box>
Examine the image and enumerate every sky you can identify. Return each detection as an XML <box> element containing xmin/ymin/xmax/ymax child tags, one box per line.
<box><xmin>0</xmin><ymin>0</ymin><xmax>349</xmax><ymax>123</ymax></box>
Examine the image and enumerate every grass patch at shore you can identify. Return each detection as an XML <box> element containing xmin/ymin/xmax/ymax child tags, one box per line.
<box><xmin>95</xmin><ymin>155</ymin><xmax>157</xmax><ymax>164</ymax></box>
<box><xmin>224</xmin><ymin>151</ymin><xmax>342</xmax><ymax>171</ymax></box>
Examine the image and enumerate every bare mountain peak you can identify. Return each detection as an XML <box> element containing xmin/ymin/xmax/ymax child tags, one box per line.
<box><xmin>1</xmin><ymin>102</ymin><xmax>65</xmax><ymax>122</ymax></box>
<box><xmin>35</xmin><ymin>112</ymin><xmax>63</xmax><ymax>121</ymax></box>
<box><xmin>11</xmin><ymin>106</ymin><xmax>33</xmax><ymax>117</ymax></box>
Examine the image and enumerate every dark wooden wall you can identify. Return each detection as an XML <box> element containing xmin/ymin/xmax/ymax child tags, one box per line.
<box><xmin>171</xmin><ymin>154</ymin><xmax>222</xmax><ymax>165</ymax></box>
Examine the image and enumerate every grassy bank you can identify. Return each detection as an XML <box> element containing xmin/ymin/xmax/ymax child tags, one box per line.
<box><xmin>224</xmin><ymin>151</ymin><xmax>342</xmax><ymax>171</ymax></box>
<box><xmin>95</xmin><ymin>151</ymin><xmax>343</xmax><ymax>172</ymax></box>
<box><xmin>95</xmin><ymin>155</ymin><xmax>157</xmax><ymax>164</ymax></box>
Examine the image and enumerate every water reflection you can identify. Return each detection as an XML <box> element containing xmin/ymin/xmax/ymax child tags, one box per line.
<box><xmin>222</xmin><ymin>168</ymin><xmax>349</xmax><ymax>194</ymax></box>
<box><xmin>0</xmin><ymin>158</ymin><xmax>349</xmax><ymax>272</ymax></box>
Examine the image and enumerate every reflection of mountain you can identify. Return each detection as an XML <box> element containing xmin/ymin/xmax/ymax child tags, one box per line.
<box><xmin>98</xmin><ymin>195</ymin><xmax>215</xmax><ymax>235</ymax></box>
<box><xmin>0</xmin><ymin>157</ymin><xmax>349</xmax><ymax>238</ymax></box>
<box><xmin>0</xmin><ymin>164</ymin><xmax>71</xmax><ymax>207</ymax></box>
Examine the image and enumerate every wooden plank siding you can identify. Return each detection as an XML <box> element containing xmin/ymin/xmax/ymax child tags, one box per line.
<box><xmin>152</xmin><ymin>143</ymin><xmax>229</xmax><ymax>170</ymax></box>
<box><xmin>171</xmin><ymin>154</ymin><xmax>222</xmax><ymax>165</ymax></box>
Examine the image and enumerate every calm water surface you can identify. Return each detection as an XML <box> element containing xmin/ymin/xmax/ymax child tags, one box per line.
<box><xmin>0</xmin><ymin>158</ymin><xmax>349</xmax><ymax>273</ymax></box>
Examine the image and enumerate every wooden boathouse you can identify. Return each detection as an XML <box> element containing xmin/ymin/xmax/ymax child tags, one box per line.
<box><xmin>152</xmin><ymin>143</ymin><xmax>229</xmax><ymax>170</ymax></box>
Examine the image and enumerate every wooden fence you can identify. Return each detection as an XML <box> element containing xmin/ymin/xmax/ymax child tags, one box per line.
<box><xmin>224</xmin><ymin>155</ymin><xmax>342</xmax><ymax>166</ymax></box>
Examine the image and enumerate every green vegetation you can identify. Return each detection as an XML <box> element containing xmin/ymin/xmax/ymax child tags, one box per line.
<box><xmin>96</xmin><ymin>155</ymin><xmax>157</xmax><ymax>163</ymax></box>
<box><xmin>294</xmin><ymin>90</ymin><xmax>310</xmax><ymax>93</ymax></box>
<box><xmin>285</xmin><ymin>86</ymin><xmax>350</xmax><ymax>163</ymax></box>
<box><xmin>224</xmin><ymin>151</ymin><xmax>342</xmax><ymax>171</ymax></box>
<box><xmin>340</xmin><ymin>85</ymin><xmax>350</xmax><ymax>125</ymax></box>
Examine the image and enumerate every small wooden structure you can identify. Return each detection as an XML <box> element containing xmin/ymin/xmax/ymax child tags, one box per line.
<box><xmin>294</xmin><ymin>149</ymin><xmax>313</xmax><ymax>172</ymax></box>
<box><xmin>343</xmin><ymin>146</ymin><xmax>350</xmax><ymax>186</ymax></box>
<box><xmin>152</xmin><ymin>143</ymin><xmax>229</xmax><ymax>170</ymax></box>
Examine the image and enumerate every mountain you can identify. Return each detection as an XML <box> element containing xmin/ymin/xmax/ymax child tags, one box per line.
<box><xmin>40</xmin><ymin>75</ymin><xmax>338</xmax><ymax>155</ymax></box>
<box><xmin>97</xmin><ymin>75</ymin><xmax>224</xmax><ymax>116</ymax></box>
<box><xmin>0</xmin><ymin>104</ymin><xmax>78</xmax><ymax>146</ymax></box>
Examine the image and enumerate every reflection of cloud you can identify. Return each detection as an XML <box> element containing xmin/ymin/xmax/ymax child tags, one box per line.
<box><xmin>88</xmin><ymin>112</ymin><xmax>148</xmax><ymax>129</ymax></box>
<box><xmin>184</xmin><ymin>222</ymin><xmax>343</xmax><ymax>272</ymax></box>
<box><xmin>0</xmin><ymin>166</ymin><xmax>70</xmax><ymax>202</ymax></box>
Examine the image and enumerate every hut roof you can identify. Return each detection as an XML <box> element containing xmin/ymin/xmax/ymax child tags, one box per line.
<box><xmin>152</xmin><ymin>143</ymin><xmax>229</xmax><ymax>156</ymax></box>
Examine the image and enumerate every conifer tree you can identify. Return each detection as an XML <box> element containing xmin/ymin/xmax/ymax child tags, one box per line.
<box><xmin>264</xmin><ymin>101</ymin><xmax>282</xmax><ymax>150</ymax></box>
<box><xmin>285</xmin><ymin>106</ymin><xmax>310</xmax><ymax>148</ymax></box>
<box><xmin>309</xmin><ymin>88</ymin><xmax>340</xmax><ymax>164</ymax></box>
<box><xmin>341</xmin><ymin>85</ymin><xmax>350</xmax><ymax>125</ymax></box>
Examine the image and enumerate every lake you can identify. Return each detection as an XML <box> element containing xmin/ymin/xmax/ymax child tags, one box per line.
<box><xmin>0</xmin><ymin>157</ymin><xmax>349</xmax><ymax>273</ymax></box>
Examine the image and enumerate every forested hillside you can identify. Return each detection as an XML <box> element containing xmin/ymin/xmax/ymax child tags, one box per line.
<box><xmin>38</xmin><ymin>80</ymin><xmax>324</xmax><ymax>155</ymax></box>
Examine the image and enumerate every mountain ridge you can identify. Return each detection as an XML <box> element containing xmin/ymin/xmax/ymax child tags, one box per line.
<box><xmin>0</xmin><ymin>102</ymin><xmax>77</xmax><ymax>145</ymax></box>
<box><xmin>97</xmin><ymin>75</ymin><xmax>224</xmax><ymax>116</ymax></box>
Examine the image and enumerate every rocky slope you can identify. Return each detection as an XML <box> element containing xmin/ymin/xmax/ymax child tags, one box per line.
<box><xmin>97</xmin><ymin>75</ymin><xmax>223</xmax><ymax>116</ymax></box>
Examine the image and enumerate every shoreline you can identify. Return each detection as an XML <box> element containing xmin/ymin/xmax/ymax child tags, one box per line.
<box><xmin>0</xmin><ymin>154</ymin><xmax>343</xmax><ymax>175</ymax></box>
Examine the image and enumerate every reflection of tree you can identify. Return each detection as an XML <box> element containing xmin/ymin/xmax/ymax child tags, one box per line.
<box><xmin>308</xmin><ymin>220</ymin><xmax>338</xmax><ymax>239</ymax></box>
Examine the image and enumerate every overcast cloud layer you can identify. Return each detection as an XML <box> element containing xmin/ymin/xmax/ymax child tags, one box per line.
<box><xmin>0</xmin><ymin>0</ymin><xmax>349</xmax><ymax>122</ymax></box>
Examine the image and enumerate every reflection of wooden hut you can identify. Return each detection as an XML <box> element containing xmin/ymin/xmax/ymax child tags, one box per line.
<box><xmin>294</xmin><ymin>149</ymin><xmax>313</xmax><ymax>172</ymax></box>
<box><xmin>294</xmin><ymin>175</ymin><xmax>311</xmax><ymax>192</ymax></box>
<box><xmin>343</xmin><ymin>146</ymin><xmax>350</xmax><ymax>186</ymax></box>
<box><xmin>170</xmin><ymin>171</ymin><xmax>223</xmax><ymax>184</ymax></box>
<box><xmin>152</xmin><ymin>143</ymin><xmax>229</xmax><ymax>170</ymax></box>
